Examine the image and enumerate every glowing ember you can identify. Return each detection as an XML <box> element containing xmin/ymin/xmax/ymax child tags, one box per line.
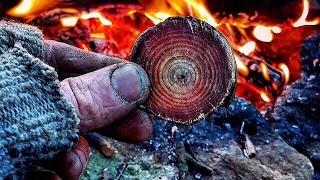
<box><xmin>279</xmin><ymin>63</ymin><xmax>290</xmax><ymax>83</ymax></box>
<box><xmin>7</xmin><ymin>0</ymin><xmax>57</xmax><ymax>17</ymax></box>
<box><xmin>184</xmin><ymin>0</ymin><xmax>218</xmax><ymax>27</ymax></box>
<box><xmin>293</xmin><ymin>0</ymin><xmax>319</xmax><ymax>27</ymax></box>
<box><xmin>271</xmin><ymin>26</ymin><xmax>282</xmax><ymax>34</ymax></box>
<box><xmin>145</xmin><ymin>12</ymin><xmax>172</xmax><ymax>24</ymax></box>
<box><xmin>81</xmin><ymin>12</ymin><xmax>112</xmax><ymax>26</ymax></box>
<box><xmin>141</xmin><ymin>0</ymin><xmax>218</xmax><ymax>27</ymax></box>
<box><xmin>260</xmin><ymin>91</ymin><xmax>271</xmax><ymax>103</ymax></box>
<box><xmin>90</xmin><ymin>33</ymin><xmax>106</xmax><ymax>39</ymax></box>
<box><xmin>7</xmin><ymin>0</ymin><xmax>34</xmax><ymax>16</ymax></box>
<box><xmin>238</xmin><ymin>41</ymin><xmax>256</xmax><ymax>56</ymax></box>
<box><xmin>60</xmin><ymin>12</ymin><xmax>112</xmax><ymax>28</ymax></box>
<box><xmin>79</xmin><ymin>42</ymin><xmax>90</xmax><ymax>51</ymax></box>
<box><xmin>260</xmin><ymin>63</ymin><xmax>271</xmax><ymax>81</ymax></box>
<box><xmin>60</xmin><ymin>16</ymin><xmax>79</xmax><ymax>27</ymax></box>
<box><xmin>253</xmin><ymin>25</ymin><xmax>281</xmax><ymax>42</ymax></box>
<box><xmin>8</xmin><ymin>0</ymin><xmax>319</xmax><ymax>109</ymax></box>
<box><xmin>235</xmin><ymin>56</ymin><xmax>249</xmax><ymax>77</ymax></box>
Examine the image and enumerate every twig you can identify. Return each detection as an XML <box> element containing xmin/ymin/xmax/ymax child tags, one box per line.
<box><xmin>83</xmin><ymin>132</ymin><xmax>118</xmax><ymax>157</ymax></box>
<box><xmin>115</xmin><ymin>163</ymin><xmax>128</xmax><ymax>180</ymax></box>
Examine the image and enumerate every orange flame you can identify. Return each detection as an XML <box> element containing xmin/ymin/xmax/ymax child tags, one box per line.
<box><xmin>7</xmin><ymin>0</ymin><xmax>58</xmax><ymax>17</ymax></box>
<box><xmin>293</xmin><ymin>0</ymin><xmax>319</xmax><ymax>27</ymax></box>
<box><xmin>81</xmin><ymin>12</ymin><xmax>112</xmax><ymax>26</ymax></box>
<box><xmin>60</xmin><ymin>12</ymin><xmax>112</xmax><ymax>27</ymax></box>
<box><xmin>253</xmin><ymin>25</ymin><xmax>281</xmax><ymax>42</ymax></box>
<box><xmin>260</xmin><ymin>91</ymin><xmax>271</xmax><ymax>102</ymax></box>
<box><xmin>279</xmin><ymin>63</ymin><xmax>290</xmax><ymax>83</ymax></box>
<box><xmin>60</xmin><ymin>16</ymin><xmax>79</xmax><ymax>27</ymax></box>
<box><xmin>79</xmin><ymin>42</ymin><xmax>90</xmax><ymax>51</ymax></box>
<box><xmin>145</xmin><ymin>12</ymin><xmax>172</xmax><ymax>24</ymax></box>
<box><xmin>90</xmin><ymin>33</ymin><xmax>106</xmax><ymax>39</ymax></box>
<box><xmin>184</xmin><ymin>0</ymin><xmax>218</xmax><ymax>27</ymax></box>
<box><xmin>142</xmin><ymin>0</ymin><xmax>218</xmax><ymax>27</ymax></box>
<box><xmin>235</xmin><ymin>56</ymin><xmax>249</xmax><ymax>77</ymax></box>
<box><xmin>260</xmin><ymin>63</ymin><xmax>270</xmax><ymax>81</ymax></box>
<box><xmin>238</xmin><ymin>41</ymin><xmax>256</xmax><ymax>56</ymax></box>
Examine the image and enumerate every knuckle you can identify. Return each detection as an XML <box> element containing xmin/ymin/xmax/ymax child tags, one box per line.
<box><xmin>68</xmin><ymin>77</ymin><xmax>102</xmax><ymax>122</ymax></box>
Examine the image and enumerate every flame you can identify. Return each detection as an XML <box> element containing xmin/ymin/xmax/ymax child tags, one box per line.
<box><xmin>7</xmin><ymin>0</ymin><xmax>58</xmax><ymax>17</ymax></box>
<box><xmin>91</xmin><ymin>33</ymin><xmax>106</xmax><ymax>39</ymax></box>
<box><xmin>184</xmin><ymin>0</ymin><xmax>218</xmax><ymax>27</ymax></box>
<box><xmin>238</xmin><ymin>41</ymin><xmax>256</xmax><ymax>55</ymax></box>
<box><xmin>145</xmin><ymin>12</ymin><xmax>172</xmax><ymax>24</ymax></box>
<box><xmin>142</xmin><ymin>0</ymin><xmax>218</xmax><ymax>27</ymax></box>
<box><xmin>79</xmin><ymin>42</ymin><xmax>90</xmax><ymax>51</ymax></box>
<box><xmin>10</xmin><ymin>0</ymin><xmax>307</xmax><ymax>109</ymax></box>
<box><xmin>60</xmin><ymin>12</ymin><xmax>112</xmax><ymax>27</ymax></box>
<box><xmin>293</xmin><ymin>0</ymin><xmax>319</xmax><ymax>27</ymax></box>
<box><xmin>271</xmin><ymin>26</ymin><xmax>281</xmax><ymax>34</ymax></box>
<box><xmin>279</xmin><ymin>63</ymin><xmax>290</xmax><ymax>83</ymax></box>
<box><xmin>81</xmin><ymin>12</ymin><xmax>112</xmax><ymax>26</ymax></box>
<box><xmin>260</xmin><ymin>63</ymin><xmax>270</xmax><ymax>81</ymax></box>
<box><xmin>253</xmin><ymin>25</ymin><xmax>281</xmax><ymax>42</ymax></box>
<box><xmin>60</xmin><ymin>16</ymin><xmax>79</xmax><ymax>27</ymax></box>
<box><xmin>235</xmin><ymin>56</ymin><xmax>249</xmax><ymax>77</ymax></box>
<box><xmin>260</xmin><ymin>91</ymin><xmax>271</xmax><ymax>102</ymax></box>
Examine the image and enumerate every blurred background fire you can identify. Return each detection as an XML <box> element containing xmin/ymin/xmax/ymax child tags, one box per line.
<box><xmin>1</xmin><ymin>0</ymin><xmax>320</xmax><ymax>110</ymax></box>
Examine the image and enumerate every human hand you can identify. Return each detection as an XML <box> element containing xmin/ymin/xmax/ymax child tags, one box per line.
<box><xmin>44</xmin><ymin>40</ymin><xmax>153</xmax><ymax>141</ymax></box>
<box><xmin>28</xmin><ymin>40</ymin><xmax>153</xmax><ymax>179</ymax></box>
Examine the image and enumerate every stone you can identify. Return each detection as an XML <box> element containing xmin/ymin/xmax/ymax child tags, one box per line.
<box><xmin>83</xmin><ymin>98</ymin><xmax>314</xmax><ymax>179</ymax></box>
<box><xmin>269</xmin><ymin>34</ymin><xmax>320</xmax><ymax>179</ymax></box>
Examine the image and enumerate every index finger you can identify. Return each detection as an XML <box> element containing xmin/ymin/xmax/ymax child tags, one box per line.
<box><xmin>44</xmin><ymin>40</ymin><xmax>124</xmax><ymax>75</ymax></box>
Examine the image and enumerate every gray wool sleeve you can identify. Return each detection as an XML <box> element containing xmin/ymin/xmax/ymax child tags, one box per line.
<box><xmin>0</xmin><ymin>21</ymin><xmax>80</xmax><ymax>179</ymax></box>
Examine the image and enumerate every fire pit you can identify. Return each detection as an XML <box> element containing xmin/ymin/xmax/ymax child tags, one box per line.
<box><xmin>5</xmin><ymin>0</ymin><xmax>320</xmax><ymax>109</ymax></box>
<box><xmin>3</xmin><ymin>0</ymin><xmax>320</xmax><ymax>179</ymax></box>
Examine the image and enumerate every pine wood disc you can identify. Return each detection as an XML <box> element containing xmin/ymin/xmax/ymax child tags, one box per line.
<box><xmin>130</xmin><ymin>16</ymin><xmax>237</xmax><ymax>124</ymax></box>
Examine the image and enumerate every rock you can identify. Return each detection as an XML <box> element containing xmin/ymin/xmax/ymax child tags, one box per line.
<box><xmin>269</xmin><ymin>34</ymin><xmax>320</xmax><ymax>179</ymax></box>
<box><xmin>300</xmin><ymin>33</ymin><xmax>320</xmax><ymax>77</ymax></box>
<box><xmin>83</xmin><ymin>98</ymin><xmax>314</xmax><ymax>179</ymax></box>
<box><xmin>271</xmin><ymin>76</ymin><xmax>320</xmax><ymax>168</ymax></box>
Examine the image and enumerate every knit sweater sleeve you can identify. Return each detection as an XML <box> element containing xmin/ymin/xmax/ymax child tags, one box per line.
<box><xmin>0</xmin><ymin>21</ymin><xmax>80</xmax><ymax>178</ymax></box>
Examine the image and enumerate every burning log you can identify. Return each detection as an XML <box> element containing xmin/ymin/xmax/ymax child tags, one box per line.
<box><xmin>13</xmin><ymin>0</ymin><xmax>319</xmax><ymax>110</ymax></box>
<box><xmin>235</xmin><ymin>52</ymin><xmax>286</xmax><ymax>94</ymax></box>
<box><xmin>130</xmin><ymin>16</ymin><xmax>237</xmax><ymax>123</ymax></box>
<box><xmin>31</xmin><ymin>5</ymin><xmax>154</xmax><ymax>59</ymax></box>
<box><xmin>235</xmin><ymin>52</ymin><xmax>287</xmax><ymax>107</ymax></box>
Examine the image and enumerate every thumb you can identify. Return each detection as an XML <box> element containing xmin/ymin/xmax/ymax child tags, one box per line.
<box><xmin>60</xmin><ymin>63</ymin><xmax>150</xmax><ymax>132</ymax></box>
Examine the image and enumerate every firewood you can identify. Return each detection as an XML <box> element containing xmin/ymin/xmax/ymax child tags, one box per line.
<box><xmin>130</xmin><ymin>16</ymin><xmax>237</xmax><ymax>124</ymax></box>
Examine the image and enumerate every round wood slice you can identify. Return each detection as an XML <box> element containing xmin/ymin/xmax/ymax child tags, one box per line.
<box><xmin>130</xmin><ymin>16</ymin><xmax>237</xmax><ymax>124</ymax></box>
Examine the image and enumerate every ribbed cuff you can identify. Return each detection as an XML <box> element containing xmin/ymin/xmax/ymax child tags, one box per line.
<box><xmin>0</xmin><ymin>20</ymin><xmax>45</xmax><ymax>59</ymax></box>
<box><xmin>0</xmin><ymin>21</ymin><xmax>80</xmax><ymax>178</ymax></box>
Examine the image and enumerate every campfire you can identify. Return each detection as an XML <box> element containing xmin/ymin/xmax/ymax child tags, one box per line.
<box><xmin>4</xmin><ymin>0</ymin><xmax>320</xmax><ymax>109</ymax></box>
<box><xmin>2</xmin><ymin>1</ymin><xmax>320</xmax><ymax>179</ymax></box>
